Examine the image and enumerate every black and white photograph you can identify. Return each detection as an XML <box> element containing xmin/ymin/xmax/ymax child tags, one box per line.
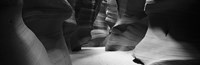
<box><xmin>1</xmin><ymin>0</ymin><xmax>200</xmax><ymax>65</ymax></box>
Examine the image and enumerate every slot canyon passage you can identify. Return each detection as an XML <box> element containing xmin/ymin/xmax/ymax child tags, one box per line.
<box><xmin>70</xmin><ymin>28</ymin><xmax>200</xmax><ymax>65</ymax></box>
<box><xmin>1</xmin><ymin>0</ymin><xmax>200</xmax><ymax>65</ymax></box>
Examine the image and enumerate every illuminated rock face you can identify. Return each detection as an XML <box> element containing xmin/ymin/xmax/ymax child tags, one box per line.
<box><xmin>102</xmin><ymin>0</ymin><xmax>200</xmax><ymax>64</ymax></box>
<box><xmin>132</xmin><ymin>0</ymin><xmax>200</xmax><ymax>65</ymax></box>
<box><xmin>133</xmin><ymin>28</ymin><xmax>200</xmax><ymax>65</ymax></box>
<box><xmin>1</xmin><ymin>0</ymin><xmax>72</xmax><ymax>65</ymax></box>
<box><xmin>103</xmin><ymin>0</ymin><xmax>148</xmax><ymax>51</ymax></box>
